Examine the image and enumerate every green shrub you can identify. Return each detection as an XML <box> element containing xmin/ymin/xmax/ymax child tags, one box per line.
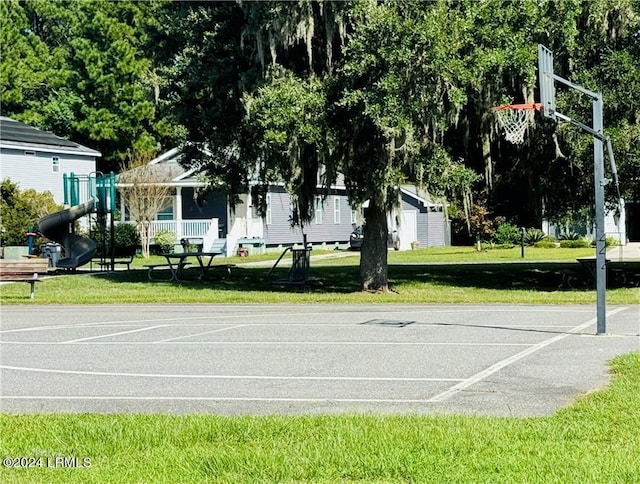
<box><xmin>480</xmin><ymin>242</ymin><xmax>514</xmax><ymax>250</ymax></box>
<box><xmin>605</xmin><ymin>236</ymin><xmax>620</xmax><ymax>247</ymax></box>
<box><xmin>154</xmin><ymin>230</ymin><xmax>175</xmax><ymax>253</ymax></box>
<box><xmin>493</xmin><ymin>223</ymin><xmax>521</xmax><ymax>245</ymax></box>
<box><xmin>1</xmin><ymin>178</ymin><xmax>59</xmax><ymax>251</ymax></box>
<box><xmin>523</xmin><ymin>228</ymin><xmax>546</xmax><ymax>246</ymax></box>
<box><xmin>113</xmin><ymin>223</ymin><xmax>140</xmax><ymax>247</ymax></box>
<box><xmin>534</xmin><ymin>240</ymin><xmax>557</xmax><ymax>248</ymax></box>
<box><xmin>92</xmin><ymin>223</ymin><xmax>140</xmax><ymax>253</ymax></box>
<box><xmin>560</xmin><ymin>238</ymin><xmax>590</xmax><ymax>248</ymax></box>
<box><xmin>559</xmin><ymin>230</ymin><xmax>583</xmax><ymax>240</ymax></box>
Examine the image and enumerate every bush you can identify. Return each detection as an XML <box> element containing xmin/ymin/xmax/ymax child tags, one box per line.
<box><xmin>523</xmin><ymin>228</ymin><xmax>546</xmax><ymax>246</ymax></box>
<box><xmin>560</xmin><ymin>231</ymin><xmax>583</xmax><ymax>240</ymax></box>
<box><xmin>560</xmin><ymin>238</ymin><xmax>591</xmax><ymax>248</ymax></box>
<box><xmin>480</xmin><ymin>242</ymin><xmax>514</xmax><ymax>250</ymax></box>
<box><xmin>1</xmin><ymin>178</ymin><xmax>59</xmax><ymax>252</ymax></box>
<box><xmin>153</xmin><ymin>230</ymin><xmax>175</xmax><ymax>253</ymax></box>
<box><xmin>493</xmin><ymin>223</ymin><xmax>521</xmax><ymax>245</ymax></box>
<box><xmin>535</xmin><ymin>240</ymin><xmax>557</xmax><ymax>248</ymax></box>
<box><xmin>92</xmin><ymin>222</ymin><xmax>140</xmax><ymax>253</ymax></box>
<box><xmin>113</xmin><ymin>223</ymin><xmax>140</xmax><ymax>247</ymax></box>
<box><xmin>605</xmin><ymin>236</ymin><xmax>620</xmax><ymax>247</ymax></box>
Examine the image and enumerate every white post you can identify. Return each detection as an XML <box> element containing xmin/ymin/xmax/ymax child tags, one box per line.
<box><xmin>175</xmin><ymin>187</ymin><xmax>183</xmax><ymax>241</ymax></box>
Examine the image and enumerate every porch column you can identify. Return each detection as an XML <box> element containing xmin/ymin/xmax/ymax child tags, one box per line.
<box><xmin>175</xmin><ymin>186</ymin><xmax>183</xmax><ymax>241</ymax></box>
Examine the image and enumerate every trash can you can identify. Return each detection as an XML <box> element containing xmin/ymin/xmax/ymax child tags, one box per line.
<box><xmin>41</xmin><ymin>243</ymin><xmax>62</xmax><ymax>267</ymax></box>
<box><xmin>290</xmin><ymin>247</ymin><xmax>311</xmax><ymax>282</ymax></box>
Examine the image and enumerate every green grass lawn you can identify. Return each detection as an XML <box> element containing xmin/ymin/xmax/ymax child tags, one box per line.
<box><xmin>1</xmin><ymin>246</ymin><xmax>638</xmax><ymax>305</ymax></box>
<box><xmin>1</xmin><ymin>352</ymin><xmax>638</xmax><ymax>483</ymax></box>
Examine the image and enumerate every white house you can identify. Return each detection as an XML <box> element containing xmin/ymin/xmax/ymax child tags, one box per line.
<box><xmin>542</xmin><ymin>199</ymin><xmax>634</xmax><ymax>244</ymax></box>
<box><xmin>0</xmin><ymin>117</ymin><xmax>101</xmax><ymax>204</ymax></box>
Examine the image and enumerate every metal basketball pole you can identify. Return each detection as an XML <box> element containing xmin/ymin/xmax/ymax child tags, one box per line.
<box><xmin>551</xmin><ymin>90</ymin><xmax>607</xmax><ymax>334</ymax></box>
<box><xmin>547</xmin><ymin>79</ymin><xmax>608</xmax><ymax>334</ymax></box>
<box><xmin>538</xmin><ymin>44</ymin><xmax>613</xmax><ymax>334</ymax></box>
<box><xmin>593</xmin><ymin>95</ymin><xmax>607</xmax><ymax>335</ymax></box>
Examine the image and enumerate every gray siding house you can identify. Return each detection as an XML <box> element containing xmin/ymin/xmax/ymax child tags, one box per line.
<box><xmin>116</xmin><ymin>148</ymin><xmax>359</xmax><ymax>255</ymax></box>
<box><xmin>261</xmin><ymin>186</ymin><xmax>356</xmax><ymax>246</ymax></box>
<box><xmin>0</xmin><ymin>117</ymin><xmax>100</xmax><ymax>204</ymax></box>
<box><xmin>397</xmin><ymin>186</ymin><xmax>449</xmax><ymax>249</ymax></box>
<box><xmin>117</xmin><ymin>147</ymin><xmax>450</xmax><ymax>256</ymax></box>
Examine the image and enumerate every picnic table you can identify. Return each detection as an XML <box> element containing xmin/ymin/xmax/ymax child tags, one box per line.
<box><xmin>145</xmin><ymin>251</ymin><xmax>222</xmax><ymax>282</ymax></box>
<box><xmin>576</xmin><ymin>256</ymin><xmax>631</xmax><ymax>287</ymax></box>
<box><xmin>576</xmin><ymin>257</ymin><xmax>609</xmax><ymax>287</ymax></box>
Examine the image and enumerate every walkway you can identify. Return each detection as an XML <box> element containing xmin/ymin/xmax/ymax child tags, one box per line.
<box><xmin>607</xmin><ymin>241</ymin><xmax>640</xmax><ymax>261</ymax></box>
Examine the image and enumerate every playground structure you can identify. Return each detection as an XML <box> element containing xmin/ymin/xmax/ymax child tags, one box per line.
<box><xmin>38</xmin><ymin>172</ymin><xmax>117</xmax><ymax>270</ymax></box>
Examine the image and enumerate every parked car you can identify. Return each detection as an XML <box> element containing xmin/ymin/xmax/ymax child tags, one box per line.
<box><xmin>349</xmin><ymin>226</ymin><xmax>399</xmax><ymax>250</ymax></box>
<box><xmin>349</xmin><ymin>226</ymin><xmax>365</xmax><ymax>250</ymax></box>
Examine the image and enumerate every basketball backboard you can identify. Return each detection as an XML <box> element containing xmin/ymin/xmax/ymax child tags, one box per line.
<box><xmin>537</xmin><ymin>44</ymin><xmax>556</xmax><ymax>120</ymax></box>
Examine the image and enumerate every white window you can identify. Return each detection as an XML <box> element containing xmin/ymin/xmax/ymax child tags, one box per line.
<box><xmin>314</xmin><ymin>196</ymin><xmax>323</xmax><ymax>224</ymax></box>
<box><xmin>266</xmin><ymin>193</ymin><xmax>272</xmax><ymax>225</ymax></box>
<box><xmin>333</xmin><ymin>197</ymin><xmax>341</xmax><ymax>224</ymax></box>
<box><xmin>52</xmin><ymin>156</ymin><xmax>60</xmax><ymax>173</ymax></box>
<box><xmin>156</xmin><ymin>205</ymin><xmax>173</xmax><ymax>221</ymax></box>
<box><xmin>351</xmin><ymin>208</ymin><xmax>359</xmax><ymax>225</ymax></box>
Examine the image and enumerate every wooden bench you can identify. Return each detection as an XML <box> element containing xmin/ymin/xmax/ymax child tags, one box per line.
<box><xmin>0</xmin><ymin>258</ymin><xmax>49</xmax><ymax>299</ymax></box>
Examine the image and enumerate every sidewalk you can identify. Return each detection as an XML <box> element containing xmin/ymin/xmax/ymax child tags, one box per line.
<box><xmin>607</xmin><ymin>242</ymin><xmax>640</xmax><ymax>261</ymax></box>
<box><xmin>237</xmin><ymin>251</ymin><xmax>359</xmax><ymax>268</ymax></box>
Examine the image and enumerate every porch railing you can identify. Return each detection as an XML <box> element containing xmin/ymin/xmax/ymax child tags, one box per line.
<box><xmin>148</xmin><ymin>220</ymin><xmax>213</xmax><ymax>241</ymax></box>
<box><xmin>119</xmin><ymin>219</ymin><xmax>216</xmax><ymax>243</ymax></box>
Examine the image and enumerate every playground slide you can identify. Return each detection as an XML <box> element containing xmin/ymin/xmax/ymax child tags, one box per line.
<box><xmin>38</xmin><ymin>199</ymin><xmax>97</xmax><ymax>269</ymax></box>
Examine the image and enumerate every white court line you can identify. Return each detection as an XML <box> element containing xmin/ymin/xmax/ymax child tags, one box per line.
<box><xmin>61</xmin><ymin>325</ymin><xmax>169</xmax><ymax>344</ymax></box>
<box><xmin>428</xmin><ymin>307</ymin><xmax>629</xmax><ymax>403</ymax></box>
<box><xmin>1</xmin><ymin>304</ymin><xmax>597</xmax><ymax>313</ymax></box>
<box><xmin>0</xmin><ymin>315</ymin><xmax>287</xmax><ymax>334</ymax></box>
<box><xmin>0</xmin><ymin>365</ymin><xmax>461</xmax><ymax>382</ymax></box>
<box><xmin>158</xmin><ymin>325</ymin><xmax>247</xmax><ymax>342</ymax></box>
<box><xmin>0</xmin><ymin>341</ymin><xmax>533</xmax><ymax>347</ymax></box>
<box><xmin>0</xmin><ymin>396</ymin><xmax>438</xmax><ymax>404</ymax></box>
<box><xmin>0</xmin><ymin>316</ymin><xmax>243</xmax><ymax>334</ymax></box>
<box><xmin>0</xmin><ymin>322</ymin><xmax>582</xmax><ymax>336</ymax></box>
<box><xmin>0</xmin><ymin>307</ymin><xmax>597</xmax><ymax>334</ymax></box>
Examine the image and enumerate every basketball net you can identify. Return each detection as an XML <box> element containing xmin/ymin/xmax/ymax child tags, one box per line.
<box><xmin>493</xmin><ymin>103</ymin><xmax>540</xmax><ymax>144</ymax></box>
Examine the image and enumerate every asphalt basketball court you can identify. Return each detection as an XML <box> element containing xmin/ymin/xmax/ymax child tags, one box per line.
<box><xmin>1</xmin><ymin>303</ymin><xmax>638</xmax><ymax>416</ymax></box>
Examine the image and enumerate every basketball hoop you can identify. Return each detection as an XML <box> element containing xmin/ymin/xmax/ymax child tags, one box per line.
<box><xmin>493</xmin><ymin>103</ymin><xmax>541</xmax><ymax>144</ymax></box>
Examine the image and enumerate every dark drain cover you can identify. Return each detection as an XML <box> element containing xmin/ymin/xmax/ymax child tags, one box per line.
<box><xmin>362</xmin><ymin>319</ymin><xmax>415</xmax><ymax>328</ymax></box>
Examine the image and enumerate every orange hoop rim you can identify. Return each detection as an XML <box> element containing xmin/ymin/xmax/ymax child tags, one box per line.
<box><xmin>493</xmin><ymin>102</ymin><xmax>541</xmax><ymax>111</ymax></box>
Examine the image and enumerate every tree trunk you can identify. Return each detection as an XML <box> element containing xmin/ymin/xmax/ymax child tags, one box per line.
<box><xmin>482</xmin><ymin>130</ymin><xmax>492</xmax><ymax>190</ymax></box>
<box><xmin>138</xmin><ymin>222</ymin><xmax>150</xmax><ymax>258</ymax></box>
<box><xmin>360</xmin><ymin>197</ymin><xmax>389</xmax><ymax>292</ymax></box>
